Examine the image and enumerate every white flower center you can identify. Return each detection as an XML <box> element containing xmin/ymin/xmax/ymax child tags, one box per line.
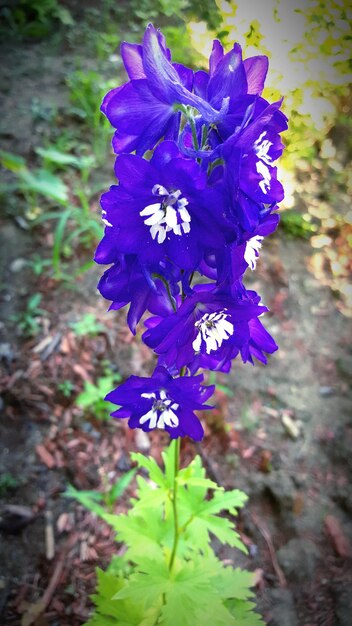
<box><xmin>254</xmin><ymin>131</ymin><xmax>273</xmax><ymax>195</ymax></box>
<box><xmin>244</xmin><ymin>235</ymin><xmax>264</xmax><ymax>270</ymax></box>
<box><xmin>256</xmin><ymin>160</ymin><xmax>271</xmax><ymax>194</ymax></box>
<box><xmin>192</xmin><ymin>310</ymin><xmax>234</xmax><ymax>355</ymax></box>
<box><xmin>254</xmin><ymin>131</ymin><xmax>273</xmax><ymax>166</ymax></box>
<box><xmin>139</xmin><ymin>389</ymin><xmax>179</xmax><ymax>429</ymax></box>
<box><xmin>140</xmin><ymin>184</ymin><xmax>191</xmax><ymax>244</ymax></box>
<box><xmin>101</xmin><ymin>209</ymin><xmax>112</xmax><ymax>227</ymax></box>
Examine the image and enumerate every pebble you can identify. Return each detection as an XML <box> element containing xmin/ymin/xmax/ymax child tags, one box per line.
<box><xmin>268</xmin><ymin>588</ymin><xmax>298</xmax><ymax>626</ymax></box>
<box><xmin>10</xmin><ymin>258</ymin><xmax>27</xmax><ymax>272</ymax></box>
<box><xmin>265</xmin><ymin>470</ymin><xmax>296</xmax><ymax>511</ymax></box>
<box><xmin>319</xmin><ymin>386</ymin><xmax>335</xmax><ymax>396</ymax></box>
<box><xmin>135</xmin><ymin>429</ymin><xmax>150</xmax><ymax>452</ymax></box>
<box><xmin>277</xmin><ymin>538</ymin><xmax>320</xmax><ymax>582</ymax></box>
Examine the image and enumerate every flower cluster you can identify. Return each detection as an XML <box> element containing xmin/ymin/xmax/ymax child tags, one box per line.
<box><xmin>96</xmin><ymin>24</ymin><xmax>287</xmax><ymax>441</ymax></box>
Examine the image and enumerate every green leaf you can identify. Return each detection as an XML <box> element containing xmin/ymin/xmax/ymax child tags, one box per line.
<box><xmin>177</xmin><ymin>475</ymin><xmax>219</xmax><ymax>490</ymax></box>
<box><xmin>130</xmin><ymin>452</ymin><xmax>167</xmax><ymax>488</ymax></box>
<box><xmin>21</xmin><ymin>169</ymin><xmax>68</xmax><ymax>203</ymax></box>
<box><xmin>213</xmin><ymin>567</ymin><xmax>256</xmax><ymax>600</ymax></box>
<box><xmin>198</xmin><ymin>489</ymin><xmax>248</xmax><ymax>516</ymax></box>
<box><xmin>216</xmin><ymin>383</ymin><xmax>234</xmax><ymax>397</ymax></box>
<box><xmin>161</xmin><ymin>442</ymin><xmax>177</xmax><ymax>485</ymax></box>
<box><xmin>52</xmin><ymin>209</ymin><xmax>71</xmax><ymax>273</ymax></box>
<box><xmin>192</xmin><ymin>599</ymin><xmax>237</xmax><ymax>626</ymax></box>
<box><xmin>177</xmin><ymin>487</ymin><xmax>248</xmax><ymax>554</ymax></box>
<box><xmin>197</xmin><ymin>515</ymin><xmax>248</xmax><ymax>554</ymax></box>
<box><xmin>106</xmin><ymin>469</ymin><xmax>137</xmax><ymax>506</ymax></box>
<box><xmin>54</xmin><ymin>6</ymin><xmax>75</xmax><ymax>26</ymax></box>
<box><xmin>87</xmin><ymin>568</ymin><xmax>160</xmax><ymax>626</ymax></box>
<box><xmin>0</xmin><ymin>149</ymin><xmax>26</xmax><ymax>172</ymax></box>
<box><xmin>36</xmin><ymin>147</ymin><xmax>94</xmax><ymax>170</ymax></box>
<box><xmin>114</xmin><ymin>555</ymin><xmax>169</xmax><ymax>605</ymax></box>
<box><xmin>64</xmin><ymin>484</ymin><xmax>105</xmax><ymax>514</ymax></box>
<box><xmin>111</xmin><ymin>511</ymin><xmax>170</xmax><ymax>561</ymax></box>
<box><xmin>226</xmin><ymin>599</ymin><xmax>265</xmax><ymax>625</ymax></box>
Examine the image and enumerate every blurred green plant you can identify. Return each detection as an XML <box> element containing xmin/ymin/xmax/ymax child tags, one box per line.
<box><xmin>58</xmin><ymin>380</ymin><xmax>75</xmax><ymax>398</ymax></box>
<box><xmin>0</xmin><ymin>472</ymin><xmax>20</xmax><ymax>497</ymax></box>
<box><xmin>65</xmin><ymin>468</ymin><xmax>137</xmax><ymax>514</ymax></box>
<box><xmin>0</xmin><ymin>149</ymin><xmax>102</xmax><ymax>279</ymax></box>
<box><xmin>208</xmin><ymin>371</ymin><xmax>234</xmax><ymax>398</ymax></box>
<box><xmin>279</xmin><ymin>209</ymin><xmax>317</xmax><ymax>239</ymax></box>
<box><xmin>28</xmin><ymin>253</ymin><xmax>52</xmax><ymax>276</ymax></box>
<box><xmin>76</xmin><ymin>372</ymin><xmax>122</xmax><ymax>420</ymax></box>
<box><xmin>70</xmin><ymin>313</ymin><xmax>105</xmax><ymax>337</ymax></box>
<box><xmin>0</xmin><ymin>150</ymin><xmax>68</xmax><ymax>205</ymax></box>
<box><xmin>11</xmin><ymin>293</ymin><xmax>45</xmax><ymax>338</ymax></box>
<box><xmin>66</xmin><ymin>70</ymin><xmax>115</xmax><ymax>164</ymax></box>
<box><xmin>113</xmin><ymin>0</ymin><xmax>221</xmax><ymax>31</ymax></box>
<box><xmin>0</xmin><ymin>0</ymin><xmax>74</xmax><ymax>38</ymax></box>
<box><xmin>31</xmin><ymin>98</ymin><xmax>58</xmax><ymax>124</ymax></box>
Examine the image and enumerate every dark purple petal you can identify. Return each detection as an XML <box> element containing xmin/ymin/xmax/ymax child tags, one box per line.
<box><xmin>209</xmin><ymin>40</ymin><xmax>224</xmax><ymax>76</ymax></box>
<box><xmin>173</xmin><ymin>63</ymin><xmax>194</xmax><ymax>92</ymax></box>
<box><xmin>194</xmin><ymin>70</ymin><xmax>209</xmax><ymax>98</ymax></box>
<box><xmin>207</xmin><ymin>44</ymin><xmax>247</xmax><ymax>110</ymax></box>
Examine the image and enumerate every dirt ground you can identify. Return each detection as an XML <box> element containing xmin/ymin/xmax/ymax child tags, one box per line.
<box><xmin>1</xmin><ymin>16</ymin><xmax>352</xmax><ymax>626</ymax></box>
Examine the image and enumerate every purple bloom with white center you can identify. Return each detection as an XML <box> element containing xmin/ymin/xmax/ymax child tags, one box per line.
<box><xmin>99</xmin><ymin>141</ymin><xmax>231</xmax><ymax>270</ymax></box>
<box><xmin>143</xmin><ymin>284</ymin><xmax>274</xmax><ymax>373</ymax></box>
<box><xmin>105</xmin><ymin>366</ymin><xmax>214</xmax><ymax>440</ymax></box>
<box><xmin>95</xmin><ymin>24</ymin><xmax>286</xmax><ymax>439</ymax></box>
<box><xmin>200</xmin><ymin>209</ymin><xmax>280</xmax><ymax>285</ymax></box>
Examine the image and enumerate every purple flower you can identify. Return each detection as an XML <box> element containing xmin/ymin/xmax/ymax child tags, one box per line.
<box><xmin>98</xmin><ymin>141</ymin><xmax>232</xmax><ymax>270</ymax></box>
<box><xmin>179</xmin><ymin>40</ymin><xmax>281</xmax><ymax>161</ymax></box>
<box><xmin>95</xmin><ymin>25</ymin><xmax>285</xmax><ymax>436</ymax></box>
<box><xmin>194</xmin><ymin>39</ymin><xmax>268</xmax><ymax>104</ymax></box>
<box><xmin>105</xmin><ymin>366</ymin><xmax>214</xmax><ymax>440</ymax></box>
<box><xmin>220</xmin><ymin>100</ymin><xmax>287</xmax><ymax>231</ymax></box>
<box><xmin>200</xmin><ymin>208</ymin><xmax>280</xmax><ymax>284</ymax></box>
<box><xmin>101</xmin><ymin>24</ymin><xmax>220</xmax><ymax>156</ymax></box>
<box><xmin>143</xmin><ymin>284</ymin><xmax>275</xmax><ymax>373</ymax></box>
<box><xmin>95</xmin><ymin>252</ymin><xmax>179</xmax><ymax>334</ymax></box>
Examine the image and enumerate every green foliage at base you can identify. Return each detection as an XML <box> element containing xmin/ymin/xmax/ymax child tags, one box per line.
<box><xmin>83</xmin><ymin>446</ymin><xmax>263</xmax><ymax>626</ymax></box>
<box><xmin>279</xmin><ymin>209</ymin><xmax>317</xmax><ymax>239</ymax></box>
<box><xmin>75</xmin><ymin>372</ymin><xmax>122</xmax><ymax>420</ymax></box>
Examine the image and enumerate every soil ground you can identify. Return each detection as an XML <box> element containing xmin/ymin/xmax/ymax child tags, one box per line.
<box><xmin>0</xmin><ymin>12</ymin><xmax>351</xmax><ymax>626</ymax></box>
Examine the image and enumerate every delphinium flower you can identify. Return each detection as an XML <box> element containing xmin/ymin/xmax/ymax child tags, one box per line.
<box><xmin>106</xmin><ymin>366</ymin><xmax>214</xmax><ymax>440</ymax></box>
<box><xmin>97</xmin><ymin>24</ymin><xmax>287</xmax><ymax>441</ymax></box>
<box><xmin>142</xmin><ymin>283</ymin><xmax>277</xmax><ymax>374</ymax></box>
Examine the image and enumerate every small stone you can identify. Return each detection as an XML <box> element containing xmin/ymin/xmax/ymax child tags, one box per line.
<box><xmin>265</xmin><ymin>470</ymin><xmax>296</xmax><ymax>511</ymax></box>
<box><xmin>281</xmin><ymin>413</ymin><xmax>302</xmax><ymax>439</ymax></box>
<box><xmin>277</xmin><ymin>538</ymin><xmax>320</xmax><ymax>582</ymax></box>
<box><xmin>10</xmin><ymin>258</ymin><xmax>27</xmax><ymax>272</ymax></box>
<box><xmin>135</xmin><ymin>429</ymin><xmax>150</xmax><ymax>452</ymax></box>
<box><xmin>116</xmin><ymin>452</ymin><xmax>132</xmax><ymax>472</ymax></box>
<box><xmin>268</xmin><ymin>588</ymin><xmax>298</xmax><ymax>626</ymax></box>
<box><xmin>319</xmin><ymin>386</ymin><xmax>335</xmax><ymax>396</ymax></box>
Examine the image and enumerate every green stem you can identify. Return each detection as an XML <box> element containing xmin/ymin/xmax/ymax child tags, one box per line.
<box><xmin>152</xmin><ymin>273</ymin><xmax>177</xmax><ymax>312</ymax></box>
<box><xmin>188</xmin><ymin>115</ymin><xmax>199</xmax><ymax>151</ymax></box>
<box><xmin>168</xmin><ymin>437</ymin><xmax>181</xmax><ymax>572</ymax></box>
